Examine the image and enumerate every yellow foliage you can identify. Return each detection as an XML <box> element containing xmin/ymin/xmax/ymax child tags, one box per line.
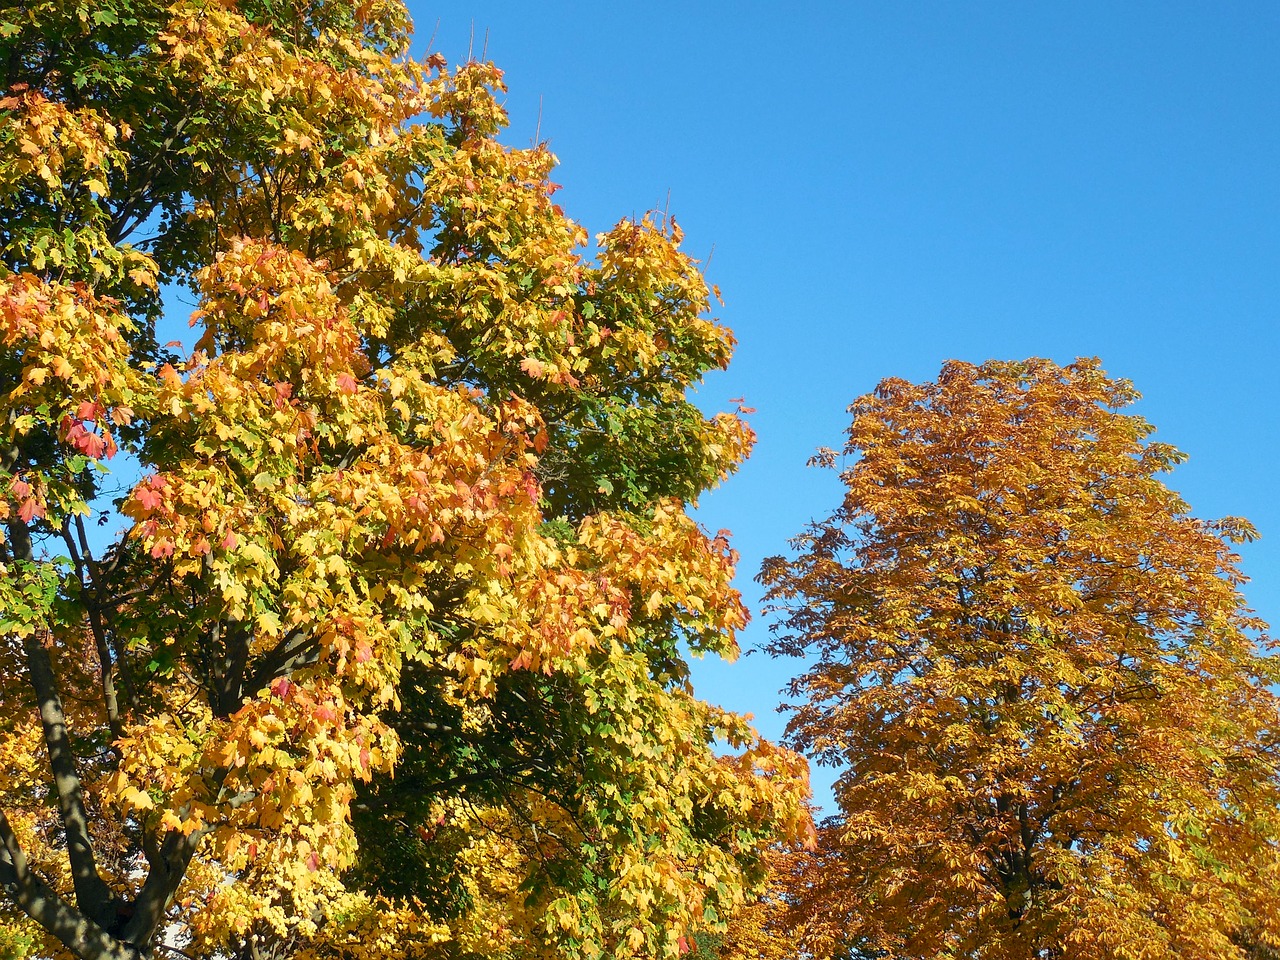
<box><xmin>0</xmin><ymin>2</ymin><xmax>807</xmax><ymax>959</ymax></box>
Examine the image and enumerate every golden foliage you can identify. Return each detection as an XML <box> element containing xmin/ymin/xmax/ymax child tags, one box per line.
<box><xmin>763</xmin><ymin>358</ymin><xmax>1280</xmax><ymax>960</ymax></box>
<box><xmin>0</xmin><ymin>2</ymin><xmax>810</xmax><ymax>958</ymax></box>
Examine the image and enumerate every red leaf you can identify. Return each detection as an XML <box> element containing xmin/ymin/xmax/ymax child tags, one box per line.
<box><xmin>136</xmin><ymin>486</ymin><xmax>164</xmax><ymax>512</ymax></box>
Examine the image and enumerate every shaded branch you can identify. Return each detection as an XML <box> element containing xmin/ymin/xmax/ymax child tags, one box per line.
<box><xmin>119</xmin><ymin>826</ymin><xmax>203</xmax><ymax>947</ymax></box>
<box><xmin>21</xmin><ymin>625</ymin><xmax>123</xmax><ymax>931</ymax></box>
<box><xmin>242</xmin><ymin>627</ymin><xmax>321</xmax><ymax>702</ymax></box>
<box><xmin>61</xmin><ymin>519</ymin><xmax>124</xmax><ymax>739</ymax></box>
<box><xmin>5</xmin><ymin>512</ymin><xmax>122</xmax><ymax>933</ymax></box>
<box><xmin>0</xmin><ymin>809</ymin><xmax>139</xmax><ymax>960</ymax></box>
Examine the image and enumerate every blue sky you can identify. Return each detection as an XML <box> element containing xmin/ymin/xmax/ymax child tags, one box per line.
<box><xmin>414</xmin><ymin>2</ymin><xmax>1280</xmax><ymax>809</ymax></box>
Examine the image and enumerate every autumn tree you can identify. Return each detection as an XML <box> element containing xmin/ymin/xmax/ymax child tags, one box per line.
<box><xmin>761</xmin><ymin>358</ymin><xmax>1280</xmax><ymax>960</ymax></box>
<box><xmin>0</xmin><ymin>3</ymin><xmax>811</xmax><ymax>959</ymax></box>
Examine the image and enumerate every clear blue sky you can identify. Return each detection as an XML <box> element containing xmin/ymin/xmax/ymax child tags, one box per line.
<box><xmin>414</xmin><ymin>1</ymin><xmax>1280</xmax><ymax>809</ymax></box>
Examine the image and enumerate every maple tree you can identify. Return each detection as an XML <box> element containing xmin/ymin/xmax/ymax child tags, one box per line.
<box><xmin>0</xmin><ymin>2</ymin><xmax>811</xmax><ymax>959</ymax></box>
<box><xmin>761</xmin><ymin>358</ymin><xmax>1280</xmax><ymax>960</ymax></box>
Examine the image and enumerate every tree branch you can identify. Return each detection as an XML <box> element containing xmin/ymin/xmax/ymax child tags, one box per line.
<box><xmin>22</xmin><ymin>626</ymin><xmax>123</xmax><ymax>931</ymax></box>
<box><xmin>119</xmin><ymin>827</ymin><xmax>202</xmax><ymax>946</ymax></box>
<box><xmin>62</xmin><ymin>519</ymin><xmax>124</xmax><ymax>739</ymax></box>
<box><xmin>6</xmin><ymin>511</ymin><xmax>122</xmax><ymax>933</ymax></box>
<box><xmin>0</xmin><ymin>809</ymin><xmax>140</xmax><ymax>960</ymax></box>
<box><xmin>242</xmin><ymin>627</ymin><xmax>321</xmax><ymax>702</ymax></box>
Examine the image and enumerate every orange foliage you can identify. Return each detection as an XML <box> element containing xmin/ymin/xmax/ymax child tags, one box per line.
<box><xmin>763</xmin><ymin>358</ymin><xmax>1280</xmax><ymax>960</ymax></box>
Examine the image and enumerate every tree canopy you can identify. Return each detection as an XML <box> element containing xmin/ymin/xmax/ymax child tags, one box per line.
<box><xmin>0</xmin><ymin>2</ymin><xmax>811</xmax><ymax>959</ymax></box>
<box><xmin>761</xmin><ymin>358</ymin><xmax>1280</xmax><ymax>960</ymax></box>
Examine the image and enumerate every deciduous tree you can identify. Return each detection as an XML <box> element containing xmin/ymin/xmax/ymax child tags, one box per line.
<box><xmin>0</xmin><ymin>3</ymin><xmax>811</xmax><ymax>958</ymax></box>
<box><xmin>762</xmin><ymin>358</ymin><xmax>1280</xmax><ymax>960</ymax></box>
